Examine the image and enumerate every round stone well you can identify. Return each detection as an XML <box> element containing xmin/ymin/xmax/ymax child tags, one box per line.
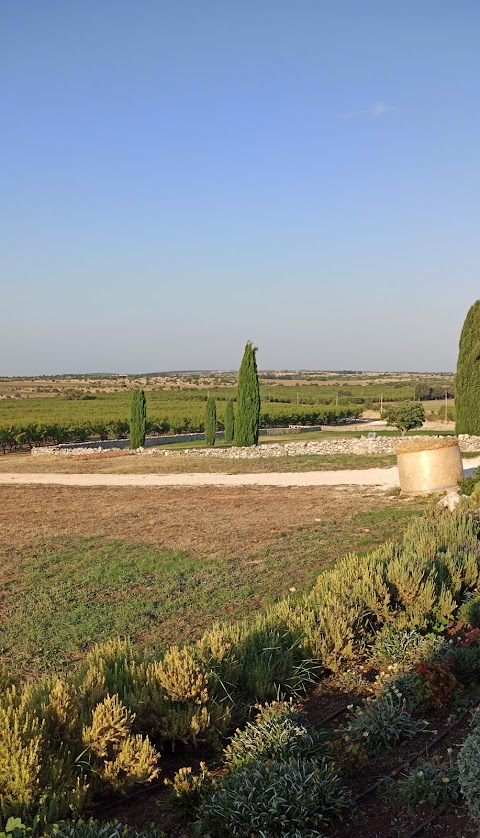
<box><xmin>395</xmin><ymin>436</ymin><xmax>463</xmax><ymax>495</ymax></box>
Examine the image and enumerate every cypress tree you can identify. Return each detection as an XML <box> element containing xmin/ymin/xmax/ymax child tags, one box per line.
<box><xmin>234</xmin><ymin>341</ymin><xmax>260</xmax><ymax>446</ymax></box>
<box><xmin>224</xmin><ymin>398</ymin><xmax>235</xmax><ymax>444</ymax></box>
<box><xmin>130</xmin><ymin>388</ymin><xmax>147</xmax><ymax>449</ymax></box>
<box><xmin>456</xmin><ymin>300</ymin><xmax>480</xmax><ymax>434</ymax></box>
<box><xmin>204</xmin><ymin>396</ymin><xmax>217</xmax><ymax>446</ymax></box>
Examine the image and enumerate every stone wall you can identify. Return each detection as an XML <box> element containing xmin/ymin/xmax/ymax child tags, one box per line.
<box><xmin>32</xmin><ymin>434</ymin><xmax>480</xmax><ymax>460</ymax></box>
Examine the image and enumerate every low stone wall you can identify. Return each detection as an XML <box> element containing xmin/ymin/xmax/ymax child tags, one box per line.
<box><xmin>31</xmin><ymin>434</ymin><xmax>480</xmax><ymax>460</ymax></box>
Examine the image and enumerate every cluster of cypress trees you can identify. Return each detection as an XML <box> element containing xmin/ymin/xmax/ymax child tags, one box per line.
<box><xmin>203</xmin><ymin>342</ymin><xmax>260</xmax><ymax>448</ymax></box>
<box><xmin>130</xmin><ymin>342</ymin><xmax>260</xmax><ymax>450</ymax></box>
<box><xmin>456</xmin><ymin>300</ymin><xmax>480</xmax><ymax>435</ymax></box>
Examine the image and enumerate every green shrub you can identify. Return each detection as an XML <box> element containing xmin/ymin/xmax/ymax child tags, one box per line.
<box><xmin>370</xmin><ymin>628</ymin><xmax>427</xmax><ymax>667</ymax></box>
<box><xmin>387</xmin><ymin>756</ymin><xmax>460</xmax><ymax>809</ymax></box>
<box><xmin>459</xmin><ymin>596</ymin><xmax>480</xmax><ymax>627</ymax></box>
<box><xmin>446</xmin><ymin>645</ymin><xmax>480</xmax><ymax>685</ymax></box>
<box><xmin>165</xmin><ymin>762</ymin><xmax>214</xmax><ymax>814</ymax></box>
<box><xmin>197</xmin><ymin>756</ymin><xmax>350</xmax><ymax>837</ymax></box>
<box><xmin>0</xmin><ymin>682</ymin><xmax>89</xmax><ymax>829</ymax></box>
<box><xmin>50</xmin><ymin>820</ymin><xmax>166</xmax><ymax>838</ymax></box>
<box><xmin>342</xmin><ymin>690</ymin><xmax>428</xmax><ymax>754</ymax></box>
<box><xmin>458</xmin><ymin>718</ymin><xmax>480</xmax><ymax>824</ymax></box>
<box><xmin>82</xmin><ymin>694</ymin><xmax>159</xmax><ymax>794</ymax></box>
<box><xmin>459</xmin><ymin>468</ymin><xmax>480</xmax><ymax>496</ymax></box>
<box><xmin>223</xmin><ymin>702</ymin><xmax>329</xmax><ymax>768</ymax></box>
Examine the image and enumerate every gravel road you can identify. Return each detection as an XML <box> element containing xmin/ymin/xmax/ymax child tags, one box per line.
<box><xmin>1</xmin><ymin>457</ymin><xmax>479</xmax><ymax>488</ymax></box>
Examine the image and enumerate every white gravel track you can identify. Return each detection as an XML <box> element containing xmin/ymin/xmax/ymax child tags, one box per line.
<box><xmin>1</xmin><ymin>457</ymin><xmax>479</xmax><ymax>489</ymax></box>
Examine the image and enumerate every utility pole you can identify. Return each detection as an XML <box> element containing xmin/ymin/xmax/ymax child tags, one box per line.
<box><xmin>380</xmin><ymin>392</ymin><xmax>383</xmax><ymax>416</ymax></box>
<box><xmin>445</xmin><ymin>391</ymin><xmax>448</xmax><ymax>423</ymax></box>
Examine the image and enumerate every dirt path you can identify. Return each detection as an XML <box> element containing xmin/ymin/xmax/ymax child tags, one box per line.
<box><xmin>0</xmin><ymin>456</ymin><xmax>479</xmax><ymax>488</ymax></box>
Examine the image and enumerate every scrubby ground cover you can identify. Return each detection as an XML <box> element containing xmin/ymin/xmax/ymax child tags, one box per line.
<box><xmin>0</xmin><ymin>485</ymin><xmax>423</xmax><ymax>676</ymax></box>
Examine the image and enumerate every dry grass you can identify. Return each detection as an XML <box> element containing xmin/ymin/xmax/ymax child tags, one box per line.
<box><xmin>0</xmin><ymin>483</ymin><xmax>407</xmax><ymax>559</ymax></box>
<box><xmin>0</xmin><ymin>450</ymin><xmax>396</xmax><ymax>474</ymax></box>
<box><xmin>0</xmin><ymin>483</ymin><xmax>428</xmax><ymax>674</ymax></box>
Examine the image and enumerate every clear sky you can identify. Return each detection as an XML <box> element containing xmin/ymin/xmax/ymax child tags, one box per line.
<box><xmin>1</xmin><ymin>1</ymin><xmax>479</xmax><ymax>375</ymax></box>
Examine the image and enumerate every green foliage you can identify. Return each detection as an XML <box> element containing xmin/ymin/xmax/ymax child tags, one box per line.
<box><xmin>0</xmin><ymin>818</ymin><xmax>162</xmax><ymax>838</ymax></box>
<box><xmin>458</xmin><ymin>467</ymin><xmax>480</xmax><ymax>496</ymax></box>
<box><xmin>342</xmin><ymin>690</ymin><xmax>428</xmax><ymax>754</ymax></box>
<box><xmin>458</xmin><ymin>714</ymin><xmax>480</xmax><ymax>824</ymax></box>
<box><xmin>456</xmin><ymin>299</ymin><xmax>480</xmax><ymax>435</ymax></box>
<box><xmin>203</xmin><ymin>397</ymin><xmax>216</xmax><ymax>447</ymax></box>
<box><xmin>459</xmin><ymin>596</ymin><xmax>480</xmax><ymax>628</ymax></box>
<box><xmin>49</xmin><ymin>821</ymin><xmax>166</xmax><ymax>838</ymax></box>
<box><xmin>197</xmin><ymin>756</ymin><xmax>350</xmax><ymax>837</ymax></box>
<box><xmin>387</xmin><ymin>756</ymin><xmax>460</xmax><ymax>809</ymax></box>
<box><xmin>195</xmin><ymin>708</ymin><xmax>349</xmax><ymax>837</ymax></box>
<box><xmin>223</xmin><ymin>398</ymin><xmax>235</xmax><ymax>444</ymax></box>
<box><xmin>129</xmin><ymin>389</ymin><xmax>146</xmax><ymax>449</ymax></box>
<box><xmin>234</xmin><ymin>341</ymin><xmax>260</xmax><ymax>447</ymax></box>
<box><xmin>224</xmin><ymin>702</ymin><xmax>329</xmax><ymax>768</ymax></box>
<box><xmin>81</xmin><ymin>694</ymin><xmax>159</xmax><ymax>793</ymax></box>
<box><xmin>165</xmin><ymin>762</ymin><xmax>214</xmax><ymax>814</ymax></box>
<box><xmin>383</xmin><ymin>401</ymin><xmax>425</xmax><ymax>434</ymax></box>
<box><xmin>447</xmin><ymin>644</ymin><xmax>480</xmax><ymax>685</ymax></box>
<box><xmin>370</xmin><ymin>628</ymin><xmax>428</xmax><ymax>668</ymax></box>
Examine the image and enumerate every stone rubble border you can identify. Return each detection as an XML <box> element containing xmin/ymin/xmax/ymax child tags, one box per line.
<box><xmin>31</xmin><ymin>434</ymin><xmax>480</xmax><ymax>460</ymax></box>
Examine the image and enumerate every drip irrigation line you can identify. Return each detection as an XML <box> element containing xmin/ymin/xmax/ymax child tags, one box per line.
<box><xmin>319</xmin><ymin>702</ymin><xmax>353</xmax><ymax>725</ymax></box>
<box><xmin>405</xmin><ymin>803</ymin><xmax>450</xmax><ymax>838</ymax></box>
<box><xmin>355</xmin><ymin>691</ymin><xmax>480</xmax><ymax>805</ymax></box>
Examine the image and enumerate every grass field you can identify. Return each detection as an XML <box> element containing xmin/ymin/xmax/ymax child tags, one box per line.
<box><xmin>0</xmin><ymin>483</ymin><xmax>427</xmax><ymax>676</ymax></box>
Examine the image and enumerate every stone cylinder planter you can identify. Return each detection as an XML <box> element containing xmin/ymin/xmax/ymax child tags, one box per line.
<box><xmin>395</xmin><ymin>437</ymin><xmax>464</xmax><ymax>495</ymax></box>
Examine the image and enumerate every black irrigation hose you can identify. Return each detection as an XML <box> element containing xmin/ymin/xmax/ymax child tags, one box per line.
<box><xmin>319</xmin><ymin>702</ymin><xmax>354</xmax><ymax>725</ymax></box>
<box><xmin>405</xmin><ymin>804</ymin><xmax>450</xmax><ymax>838</ymax></box>
<box><xmin>354</xmin><ymin>691</ymin><xmax>480</xmax><ymax>804</ymax></box>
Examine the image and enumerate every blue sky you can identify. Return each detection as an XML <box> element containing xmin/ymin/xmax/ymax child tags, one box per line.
<box><xmin>1</xmin><ymin>1</ymin><xmax>479</xmax><ymax>374</ymax></box>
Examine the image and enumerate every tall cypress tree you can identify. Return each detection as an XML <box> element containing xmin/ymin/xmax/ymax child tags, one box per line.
<box><xmin>130</xmin><ymin>388</ymin><xmax>147</xmax><ymax>449</ymax></box>
<box><xmin>224</xmin><ymin>398</ymin><xmax>235</xmax><ymax>444</ymax></box>
<box><xmin>204</xmin><ymin>396</ymin><xmax>217</xmax><ymax>446</ymax></box>
<box><xmin>456</xmin><ymin>300</ymin><xmax>480</xmax><ymax>434</ymax></box>
<box><xmin>234</xmin><ymin>341</ymin><xmax>260</xmax><ymax>446</ymax></box>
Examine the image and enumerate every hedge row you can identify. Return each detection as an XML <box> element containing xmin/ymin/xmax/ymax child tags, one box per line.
<box><xmin>3</xmin><ymin>500</ymin><xmax>480</xmax><ymax>827</ymax></box>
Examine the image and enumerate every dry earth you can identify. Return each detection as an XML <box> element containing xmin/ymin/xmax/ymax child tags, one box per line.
<box><xmin>0</xmin><ymin>484</ymin><xmax>411</xmax><ymax>560</ymax></box>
